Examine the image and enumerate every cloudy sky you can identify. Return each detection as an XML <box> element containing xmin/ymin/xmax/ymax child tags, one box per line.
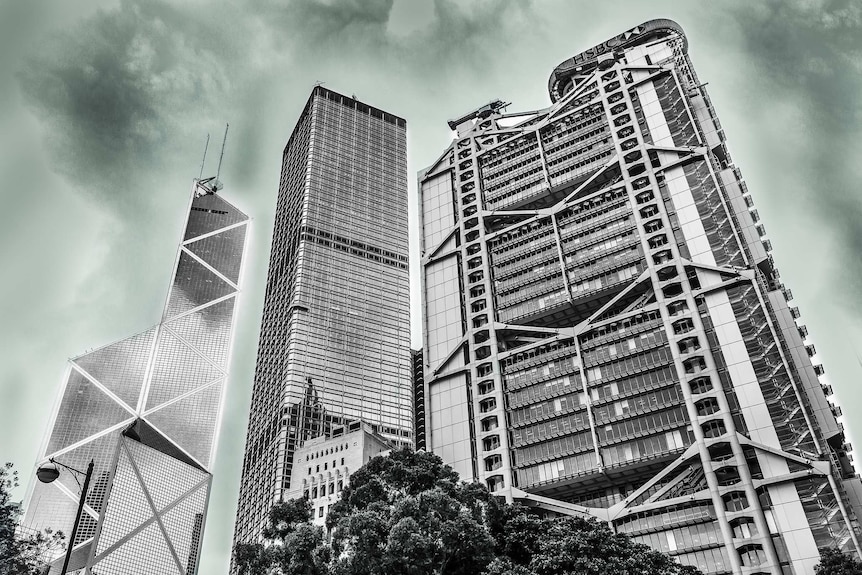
<box><xmin>1</xmin><ymin>0</ymin><xmax>861</xmax><ymax>571</ymax></box>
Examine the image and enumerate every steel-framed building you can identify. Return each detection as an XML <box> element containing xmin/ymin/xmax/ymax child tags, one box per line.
<box><xmin>419</xmin><ymin>19</ymin><xmax>862</xmax><ymax>574</ymax></box>
<box><xmin>24</xmin><ymin>177</ymin><xmax>249</xmax><ymax>574</ymax></box>
<box><xmin>232</xmin><ymin>87</ymin><xmax>412</xmax><ymax>549</ymax></box>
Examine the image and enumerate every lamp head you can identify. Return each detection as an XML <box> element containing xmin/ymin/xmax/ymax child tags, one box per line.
<box><xmin>36</xmin><ymin>462</ymin><xmax>60</xmax><ymax>484</ymax></box>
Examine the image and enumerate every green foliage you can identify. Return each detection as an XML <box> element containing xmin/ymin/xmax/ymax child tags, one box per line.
<box><xmin>1</xmin><ymin>462</ymin><xmax>64</xmax><ymax>575</ymax></box>
<box><xmin>328</xmin><ymin>449</ymin><xmax>496</xmax><ymax>575</ymax></box>
<box><xmin>816</xmin><ymin>547</ymin><xmax>862</xmax><ymax>575</ymax></box>
<box><xmin>235</xmin><ymin>498</ymin><xmax>330</xmax><ymax>575</ymax></box>
<box><xmin>233</xmin><ymin>448</ymin><xmax>702</xmax><ymax>575</ymax></box>
<box><xmin>522</xmin><ymin>515</ymin><xmax>701</xmax><ymax>575</ymax></box>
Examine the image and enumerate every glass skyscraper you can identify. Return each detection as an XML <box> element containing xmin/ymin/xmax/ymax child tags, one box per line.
<box><xmin>232</xmin><ymin>86</ymin><xmax>412</xmax><ymax>547</ymax></box>
<box><xmin>23</xmin><ymin>178</ymin><xmax>248</xmax><ymax>574</ymax></box>
<box><xmin>419</xmin><ymin>19</ymin><xmax>862</xmax><ymax>574</ymax></box>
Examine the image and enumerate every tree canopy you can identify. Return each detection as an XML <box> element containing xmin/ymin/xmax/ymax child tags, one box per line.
<box><xmin>1</xmin><ymin>462</ymin><xmax>64</xmax><ymax>575</ymax></box>
<box><xmin>815</xmin><ymin>547</ymin><xmax>862</xmax><ymax>575</ymax></box>
<box><xmin>235</xmin><ymin>448</ymin><xmax>703</xmax><ymax>575</ymax></box>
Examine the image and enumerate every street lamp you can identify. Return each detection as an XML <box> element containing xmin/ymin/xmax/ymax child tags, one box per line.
<box><xmin>36</xmin><ymin>458</ymin><xmax>94</xmax><ymax>575</ymax></box>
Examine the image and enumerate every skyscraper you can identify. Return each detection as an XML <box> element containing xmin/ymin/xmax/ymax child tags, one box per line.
<box><xmin>23</xmin><ymin>177</ymin><xmax>248</xmax><ymax>574</ymax></box>
<box><xmin>233</xmin><ymin>87</ymin><xmax>412</xmax><ymax>547</ymax></box>
<box><xmin>419</xmin><ymin>19</ymin><xmax>862</xmax><ymax>574</ymax></box>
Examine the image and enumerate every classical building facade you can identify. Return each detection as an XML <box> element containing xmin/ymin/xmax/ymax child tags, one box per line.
<box><xmin>285</xmin><ymin>422</ymin><xmax>392</xmax><ymax>528</ymax></box>
<box><xmin>24</xmin><ymin>177</ymin><xmax>249</xmax><ymax>574</ymax></box>
<box><xmin>419</xmin><ymin>19</ymin><xmax>862</xmax><ymax>574</ymax></box>
<box><xmin>233</xmin><ymin>87</ymin><xmax>412</xmax><ymax>547</ymax></box>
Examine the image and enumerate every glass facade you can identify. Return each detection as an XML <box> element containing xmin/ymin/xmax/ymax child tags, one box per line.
<box><xmin>233</xmin><ymin>87</ymin><xmax>411</xmax><ymax>548</ymax></box>
<box><xmin>23</xmin><ymin>179</ymin><xmax>248</xmax><ymax>574</ymax></box>
<box><xmin>421</xmin><ymin>19</ymin><xmax>862</xmax><ymax>575</ymax></box>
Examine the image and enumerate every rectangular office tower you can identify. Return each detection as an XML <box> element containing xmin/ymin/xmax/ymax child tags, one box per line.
<box><xmin>23</xmin><ymin>177</ymin><xmax>248</xmax><ymax>574</ymax></box>
<box><xmin>233</xmin><ymin>87</ymin><xmax>411</xmax><ymax>546</ymax></box>
<box><xmin>420</xmin><ymin>19</ymin><xmax>862</xmax><ymax>574</ymax></box>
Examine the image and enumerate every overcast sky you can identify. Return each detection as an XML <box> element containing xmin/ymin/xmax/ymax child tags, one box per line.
<box><xmin>1</xmin><ymin>0</ymin><xmax>861</xmax><ymax>572</ymax></box>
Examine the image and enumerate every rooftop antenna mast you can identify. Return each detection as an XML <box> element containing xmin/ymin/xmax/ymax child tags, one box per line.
<box><xmin>214</xmin><ymin>123</ymin><xmax>229</xmax><ymax>191</ymax></box>
<box><xmin>198</xmin><ymin>133</ymin><xmax>210</xmax><ymax>180</ymax></box>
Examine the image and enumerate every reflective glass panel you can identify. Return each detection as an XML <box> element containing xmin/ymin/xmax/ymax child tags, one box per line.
<box><xmin>46</xmin><ymin>370</ymin><xmax>134</xmax><ymax>455</ymax></box>
<box><xmin>73</xmin><ymin>328</ymin><xmax>155</xmax><ymax>409</ymax></box>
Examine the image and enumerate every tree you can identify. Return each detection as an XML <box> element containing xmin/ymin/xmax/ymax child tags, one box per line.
<box><xmin>234</xmin><ymin>448</ymin><xmax>701</xmax><ymax>575</ymax></box>
<box><xmin>1</xmin><ymin>462</ymin><xmax>64</xmax><ymax>575</ymax></box>
<box><xmin>327</xmin><ymin>449</ymin><xmax>496</xmax><ymax>575</ymax></box>
<box><xmin>512</xmin><ymin>515</ymin><xmax>701</xmax><ymax>575</ymax></box>
<box><xmin>816</xmin><ymin>547</ymin><xmax>862</xmax><ymax>575</ymax></box>
<box><xmin>234</xmin><ymin>498</ymin><xmax>329</xmax><ymax>575</ymax></box>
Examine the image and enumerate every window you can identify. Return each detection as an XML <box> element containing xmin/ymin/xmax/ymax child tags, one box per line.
<box><xmin>702</xmin><ymin>419</ymin><xmax>726</xmax><ymax>438</ymax></box>
<box><xmin>715</xmin><ymin>465</ymin><xmax>741</xmax><ymax>486</ymax></box>
<box><xmin>667</xmin><ymin>299</ymin><xmax>688</xmax><ymax>316</ymax></box>
<box><xmin>483</xmin><ymin>435</ymin><xmax>501</xmax><ymax>451</ymax></box>
<box><xmin>478</xmin><ymin>380</ymin><xmax>495</xmax><ymax>395</ymax></box>
<box><xmin>695</xmin><ymin>397</ymin><xmax>720</xmax><ymax>416</ymax></box>
<box><xmin>662</xmin><ymin>282</ymin><xmax>683</xmax><ymax>297</ymax></box>
<box><xmin>636</xmin><ymin>190</ymin><xmax>655</xmax><ymax>203</ymax></box>
<box><xmin>657</xmin><ymin>266</ymin><xmax>678</xmax><ymax>281</ymax></box>
<box><xmin>632</xmin><ymin>177</ymin><xmax>650</xmax><ymax>190</ymax></box>
<box><xmin>723</xmin><ymin>491</ymin><xmax>749</xmax><ymax>512</ymax></box>
<box><xmin>678</xmin><ymin>337</ymin><xmax>701</xmax><ymax>354</ymax></box>
<box><xmin>689</xmin><ymin>376</ymin><xmax>713</xmax><ymax>394</ymax></box>
<box><xmin>318</xmin><ymin>507</ymin><xmax>324</xmax><ymax>518</ymax></box>
<box><xmin>480</xmin><ymin>398</ymin><xmax>497</xmax><ymax>413</ymax></box>
<box><xmin>683</xmin><ymin>356</ymin><xmax>707</xmax><ymax>374</ymax></box>
<box><xmin>708</xmin><ymin>442</ymin><xmax>733</xmax><ymax>462</ymax></box>
<box><xmin>485</xmin><ymin>454</ymin><xmax>503</xmax><ymax>471</ymax></box>
<box><xmin>738</xmin><ymin>544</ymin><xmax>766</xmax><ymax>566</ymax></box>
<box><xmin>481</xmin><ymin>416</ymin><xmax>499</xmax><ymax>432</ymax></box>
<box><xmin>673</xmin><ymin>318</ymin><xmax>694</xmax><ymax>334</ymax></box>
<box><xmin>487</xmin><ymin>475</ymin><xmax>504</xmax><ymax>492</ymax></box>
<box><xmin>644</xmin><ymin>218</ymin><xmax>664</xmax><ymax>233</ymax></box>
<box><xmin>730</xmin><ymin>518</ymin><xmax>757</xmax><ymax>539</ymax></box>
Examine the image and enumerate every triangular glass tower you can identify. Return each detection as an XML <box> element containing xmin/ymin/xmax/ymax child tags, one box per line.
<box><xmin>23</xmin><ymin>177</ymin><xmax>248</xmax><ymax>574</ymax></box>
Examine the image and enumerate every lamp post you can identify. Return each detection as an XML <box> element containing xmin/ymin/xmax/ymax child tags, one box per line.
<box><xmin>37</xmin><ymin>458</ymin><xmax>95</xmax><ymax>575</ymax></box>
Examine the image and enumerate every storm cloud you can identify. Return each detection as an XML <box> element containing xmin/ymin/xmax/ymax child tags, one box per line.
<box><xmin>17</xmin><ymin>1</ymin><xmax>241</xmax><ymax>211</ymax></box>
<box><xmin>719</xmin><ymin>0</ymin><xmax>862</xmax><ymax>305</ymax></box>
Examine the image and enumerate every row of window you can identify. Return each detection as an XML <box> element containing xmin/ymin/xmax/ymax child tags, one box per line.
<box><xmin>502</xmin><ymin>341</ymin><xmax>577</xmax><ymax>373</ymax></box>
<box><xmin>505</xmin><ymin>373</ymin><xmax>582</xmax><ymax>409</ymax></box>
<box><xmin>581</xmin><ymin>328</ymin><xmax>667</xmax><ymax>368</ymax></box>
<box><xmin>580</xmin><ymin>310</ymin><xmax>664</xmax><ymax>349</ymax></box>
<box><xmin>631</xmin><ymin>520</ymin><xmax>722</xmax><ymax>553</ymax></box>
<box><xmin>304</xmin><ymin>478</ymin><xmax>345</xmax><ymax>500</ymax></box>
<box><xmin>585</xmin><ymin>344</ymin><xmax>673</xmax><ymax>383</ymax></box>
<box><xmin>305</xmin><ymin>443</ymin><xmax>349</xmax><ymax>461</ymax></box>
